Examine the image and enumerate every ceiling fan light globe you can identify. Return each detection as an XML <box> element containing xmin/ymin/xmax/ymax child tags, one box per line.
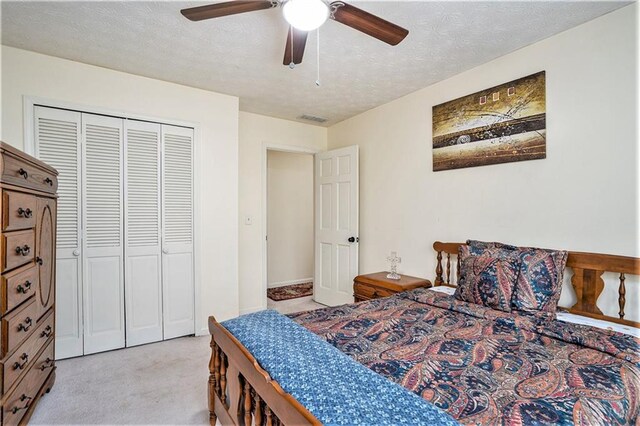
<box><xmin>283</xmin><ymin>0</ymin><xmax>329</xmax><ymax>31</ymax></box>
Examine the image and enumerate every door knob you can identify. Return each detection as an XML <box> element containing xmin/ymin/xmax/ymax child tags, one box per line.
<box><xmin>73</xmin><ymin>250</ymin><xmax>80</xmax><ymax>256</ymax></box>
<box><xmin>348</xmin><ymin>236</ymin><xmax>358</xmax><ymax>243</ymax></box>
<box><xmin>162</xmin><ymin>249</ymin><xmax>169</xmax><ymax>254</ymax></box>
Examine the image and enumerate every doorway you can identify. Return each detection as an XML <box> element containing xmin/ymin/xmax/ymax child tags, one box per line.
<box><xmin>265</xmin><ymin>149</ymin><xmax>321</xmax><ymax>313</ymax></box>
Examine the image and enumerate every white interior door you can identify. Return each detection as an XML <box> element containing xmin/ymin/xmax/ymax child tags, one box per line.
<box><xmin>82</xmin><ymin>113</ymin><xmax>125</xmax><ymax>355</ymax></box>
<box><xmin>35</xmin><ymin>106</ymin><xmax>84</xmax><ymax>359</ymax></box>
<box><xmin>124</xmin><ymin>120</ymin><xmax>163</xmax><ymax>347</ymax></box>
<box><xmin>161</xmin><ymin>125</ymin><xmax>195</xmax><ymax>339</ymax></box>
<box><xmin>314</xmin><ymin>146</ymin><xmax>359</xmax><ymax>306</ymax></box>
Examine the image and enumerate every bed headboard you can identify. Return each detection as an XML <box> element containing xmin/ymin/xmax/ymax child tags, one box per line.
<box><xmin>433</xmin><ymin>241</ymin><xmax>640</xmax><ymax>328</ymax></box>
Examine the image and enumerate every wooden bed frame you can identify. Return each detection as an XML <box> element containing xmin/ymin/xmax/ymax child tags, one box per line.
<box><xmin>208</xmin><ymin>241</ymin><xmax>640</xmax><ymax>425</ymax></box>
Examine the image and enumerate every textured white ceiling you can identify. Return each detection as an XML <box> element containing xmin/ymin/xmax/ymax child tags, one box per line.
<box><xmin>1</xmin><ymin>1</ymin><xmax>630</xmax><ymax>126</ymax></box>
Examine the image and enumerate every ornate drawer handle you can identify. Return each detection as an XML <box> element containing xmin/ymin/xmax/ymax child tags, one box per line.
<box><xmin>18</xmin><ymin>317</ymin><xmax>32</xmax><ymax>332</ymax></box>
<box><xmin>36</xmin><ymin>257</ymin><xmax>43</xmax><ymax>266</ymax></box>
<box><xmin>17</xmin><ymin>280</ymin><xmax>32</xmax><ymax>294</ymax></box>
<box><xmin>17</xmin><ymin>207</ymin><xmax>33</xmax><ymax>218</ymax></box>
<box><xmin>17</xmin><ymin>168</ymin><xmax>28</xmax><ymax>179</ymax></box>
<box><xmin>41</xmin><ymin>325</ymin><xmax>52</xmax><ymax>338</ymax></box>
<box><xmin>15</xmin><ymin>245</ymin><xmax>31</xmax><ymax>256</ymax></box>
<box><xmin>40</xmin><ymin>357</ymin><xmax>54</xmax><ymax>371</ymax></box>
<box><xmin>44</xmin><ymin>177</ymin><xmax>54</xmax><ymax>186</ymax></box>
<box><xmin>11</xmin><ymin>394</ymin><xmax>32</xmax><ymax>414</ymax></box>
<box><xmin>12</xmin><ymin>353</ymin><xmax>29</xmax><ymax>370</ymax></box>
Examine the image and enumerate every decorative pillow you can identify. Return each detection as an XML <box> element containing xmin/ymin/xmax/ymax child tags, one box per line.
<box><xmin>465</xmin><ymin>239</ymin><xmax>569</xmax><ymax>313</ymax></box>
<box><xmin>466</xmin><ymin>239</ymin><xmax>518</xmax><ymax>254</ymax></box>
<box><xmin>512</xmin><ymin>247</ymin><xmax>568</xmax><ymax>313</ymax></box>
<box><xmin>454</xmin><ymin>245</ymin><xmax>520</xmax><ymax>312</ymax></box>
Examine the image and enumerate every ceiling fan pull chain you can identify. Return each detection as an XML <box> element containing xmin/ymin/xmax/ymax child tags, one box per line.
<box><xmin>316</xmin><ymin>27</ymin><xmax>321</xmax><ymax>86</ymax></box>
<box><xmin>289</xmin><ymin>25</ymin><xmax>295</xmax><ymax>69</ymax></box>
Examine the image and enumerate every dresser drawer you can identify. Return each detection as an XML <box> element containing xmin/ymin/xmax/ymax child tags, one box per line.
<box><xmin>1</xmin><ymin>310</ymin><xmax>53</xmax><ymax>394</ymax></box>
<box><xmin>353</xmin><ymin>282</ymin><xmax>394</xmax><ymax>300</ymax></box>
<box><xmin>2</xmin><ymin>191</ymin><xmax>36</xmax><ymax>232</ymax></box>
<box><xmin>2</xmin><ymin>299</ymin><xmax>37</xmax><ymax>357</ymax></box>
<box><xmin>2</xmin><ymin>230</ymin><xmax>35</xmax><ymax>273</ymax></box>
<box><xmin>2</xmin><ymin>263</ymin><xmax>37</xmax><ymax>314</ymax></box>
<box><xmin>2</xmin><ymin>340</ymin><xmax>54</xmax><ymax>425</ymax></box>
<box><xmin>1</xmin><ymin>152</ymin><xmax>58</xmax><ymax>194</ymax></box>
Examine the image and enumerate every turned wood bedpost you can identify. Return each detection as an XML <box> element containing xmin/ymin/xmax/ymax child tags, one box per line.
<box><xmin>435</xmin><ymin>250</ymin><xmax>444</xmax><ymax>286</ymax></box>
<box><xmin>209</xmin><ymin>338</ymin><xmax>218</xmax><ymax>425</ymax></box>
<box><xmin>214</xmin><ymin>342</ymin><xmax>221</xmax><ymax>395</ymax></box>
<box><xmin>266</xmin><ymin>406</ymin><xmax>273</xmax><ymax>426</ymax></box>
<box><xmin>446</xmin><ymin>253</ymin><xmax>452</xmax><ymax>285</ymax></box>
<box><xmin>254</xmin><ymin>393</ymin><xmax>263</xmax><ymax>426</ymax></box>
<box><xmin>243</xmin><ymin>380</ymin><xmax>252</xmax><ymax>426</ymax></box>
<box><xmin>220</xmin><ymin>352</ymin><xmax>228</xmax><ymax>406</ymax></box>
<box><xmin>619</xmin><ymin>272</ymin><xmax>626</xmax><ymax>319</ymax></box>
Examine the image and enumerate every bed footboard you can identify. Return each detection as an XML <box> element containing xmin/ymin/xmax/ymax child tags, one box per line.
<box><xmin>208</xmin><ymin>316</ymin><xmax>319</xmax><ymax>426</ymax></box>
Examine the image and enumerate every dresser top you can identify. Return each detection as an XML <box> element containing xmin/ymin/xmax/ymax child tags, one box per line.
<box><xmin>1</xmin><ymin>142</ymin><xmax>58</xmax><ymax>175</ymax></box>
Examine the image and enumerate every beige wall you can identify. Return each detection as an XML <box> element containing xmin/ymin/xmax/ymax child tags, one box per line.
<box><xmin>1</xmin><ymin>46</ymin><xmax>240</xmax><ymax>331</ymax></box>
<box><xmin>239</xmin><ymin>112</ymin><xmax>327</xmax><ymax>313</ymax></box>
<box><xmin>328</xmin><ymin>5</ymin><xmax>639</xmax><ymax>320</ymax></box>
<box><xmin>267</xmin><ymin>151</ymin><xmax>314</xmax><ymax>287</ymax></box>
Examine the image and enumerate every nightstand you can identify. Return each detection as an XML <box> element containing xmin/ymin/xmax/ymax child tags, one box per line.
<box><xmin>353</xmin><ymin>272</ymin><xmax>432</xmax><ymax>302</ymax></box>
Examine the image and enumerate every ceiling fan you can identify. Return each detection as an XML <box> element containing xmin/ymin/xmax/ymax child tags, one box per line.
<box><xmin>180</xmin><ymin>0</ymin><xmax>409</xmax><ymax>67</ymax></box>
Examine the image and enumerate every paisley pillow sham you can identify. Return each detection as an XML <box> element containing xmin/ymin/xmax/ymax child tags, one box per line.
<box><xmin>512</xmin><ymin>247</ymin><xmax>568</xmax><ymax>312</ymax></box>
<box><xmin>454</xmin><ymin>244</ymin><xmax>520</xmax><ymax>312</ymax></box>
<box><xmin>465</xmin><ymin>240</ymin><xmax>568</xmax><ymax>313</ymax></box>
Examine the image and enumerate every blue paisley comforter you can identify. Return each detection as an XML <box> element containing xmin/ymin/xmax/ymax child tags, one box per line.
<box><xmin>222</xmin><ymin>309</ymin><xmax>457</xmax><ymax>425</ymax></box>
<box><xmin>289</xmin><ymin>289</ymin><xmax>640</xmax><ymax>426</ymax></box>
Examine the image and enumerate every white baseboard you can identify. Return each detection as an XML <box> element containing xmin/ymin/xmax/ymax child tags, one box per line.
<box><xmin>267</xmin><ymin>277</ymin><xmax>313</xmax><ymax>289</ymax></box>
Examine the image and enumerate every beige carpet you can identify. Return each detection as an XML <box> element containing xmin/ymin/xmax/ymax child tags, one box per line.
<box><xmin>30</xmin><ymin>298</ymin><xmax>325</xmax><ymax>425</ymax></box>
<box><xmin>30</xmin><ymin>335</ymin><xmax>211</xmax><ymax>425</ymax></box>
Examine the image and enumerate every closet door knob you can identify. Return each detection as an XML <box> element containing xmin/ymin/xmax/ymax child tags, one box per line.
<box><xmin>162</xmin><ymin>249</ymin><xmax>169</xmax><ymax>255</ymax></box>
<box><xmin>73</xmin><ymin>250</ymin><xmax>80</xmax><ymax>256</ymax></box>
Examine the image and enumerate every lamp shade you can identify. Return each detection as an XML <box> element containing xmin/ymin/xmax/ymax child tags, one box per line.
<box><xmin>283</xmin><ymin>0</ymin><xmax>329</xmax><ymax>31</ymax></box>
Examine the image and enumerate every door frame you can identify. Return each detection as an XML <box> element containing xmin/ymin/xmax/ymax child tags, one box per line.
<box><xmin>261</xmin><ymin>142</ymin><xmax>322</xmax><ymax>311</ymax></box>
<box><xmin>22</xmin><ymin>96</ymin><xmax>204</xmax><ymax>336</ymax></box>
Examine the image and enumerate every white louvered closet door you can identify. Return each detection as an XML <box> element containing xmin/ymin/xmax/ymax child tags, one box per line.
<box><xmin>82</xmin><ymin>113</ymin><xmax>125</xmax><ymax>355</ymax></box>
<box><xmin>161</xmin><ymin>125</ymin><xmax>195</xmax><ymax>339</ymax></box>
<box><xmin>34</xmin><ymin>106</ymin><xmax>84</xmax><ymax>360</ymax></box>
<box><xmin>124</xmin><ymin>120</ymin><xmax>163</xmax><ymax>347</ymax></box>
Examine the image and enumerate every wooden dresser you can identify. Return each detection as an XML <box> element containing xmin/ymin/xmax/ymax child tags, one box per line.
<box><xmin>0</xmin><ymin>142</ymin><xmax>57</xmax><ymax>425</ymax></box>
<box><xmin>354</xmin><ymin>272</ymin><xmax>432</xmax><ymax>302</ymax></box>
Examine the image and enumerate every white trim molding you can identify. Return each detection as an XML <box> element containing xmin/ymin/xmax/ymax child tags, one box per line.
<box><xmin>261</xmin><ymin>142</ymin><xmax>322</xmax><ymax>311</ymax></box>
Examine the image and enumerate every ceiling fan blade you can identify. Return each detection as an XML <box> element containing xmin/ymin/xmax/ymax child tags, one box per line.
<box><xmin>330</xmin><ymin>2</ymin><xmax>408</xmax><ymax>46</ymax></box>
<box><xmin>181</xmin><ymin>1</ymin><xmax>276</xmax><ymax>22</ymax></box>
<box><xmin>283</xmin><ymin>26</ymin><xmax>308</xmax><ymax>66</ymax></box>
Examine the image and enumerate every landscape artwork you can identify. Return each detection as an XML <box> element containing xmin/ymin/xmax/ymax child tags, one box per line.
<box><xmin>432</xmin><ymin>71</ymin><xmax>546</xmax><ymax>171</ymax></box>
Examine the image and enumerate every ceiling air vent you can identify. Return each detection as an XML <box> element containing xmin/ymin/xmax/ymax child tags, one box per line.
<box><xmin>298</xmin><ymin>114</ymin><xmax>328</xmax><ymax>124</ymax></box>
